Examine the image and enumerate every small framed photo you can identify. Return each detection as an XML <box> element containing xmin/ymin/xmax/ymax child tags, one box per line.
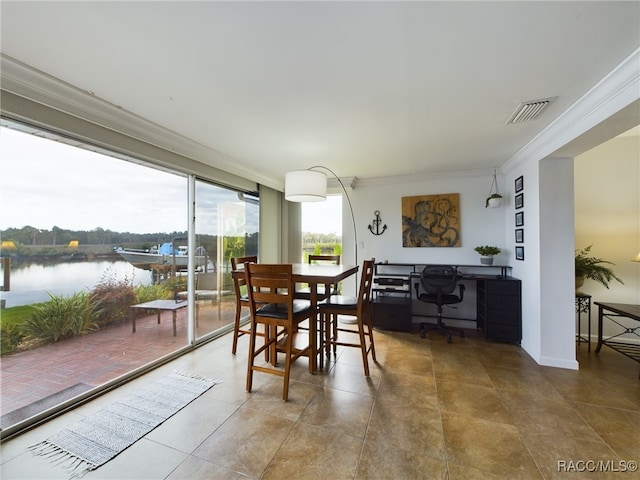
<box><xmin>515</xmin><ymin>175</ymin><xmax>524</xmax><ymax>193</ymax></box>
<box><xmin>515</xmin><ymin>246</ymin><xmax>525</xmax><ymax>261</ymax></box>
<box><xmin>515</xmin><ymin>193</ymin><xmax>524</xmax><ymax>209</ymax></box>
<box><xmin>515</xmin><ymin>228</ymin><xmax>524</xmax><ymax>243</ymax></box>
<box><xmin>515</xmin><ymin>211</ymin><xmax>524</xmax><ymax>227</ymax></box>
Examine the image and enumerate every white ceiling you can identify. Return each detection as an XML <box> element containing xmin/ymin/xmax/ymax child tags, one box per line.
<box><xmin>1</xmin><ymin>1</ymin><xmax>639</xmax><ymax>184</ymax></box>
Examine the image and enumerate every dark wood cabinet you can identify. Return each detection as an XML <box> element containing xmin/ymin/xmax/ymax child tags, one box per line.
<box><xmin>477</xmin><ymin>278</ymin><xmax>522</xmax><ymax>344</ymax></box>
<box><xmin>371</xmin><ymin>295</ymin><xmax>412</xmax><ymax>331</ymax></box>
<box><xmin>371</xmin><ymin>263</ymin><xmax>413</xmax><ymax>332</ymax></box>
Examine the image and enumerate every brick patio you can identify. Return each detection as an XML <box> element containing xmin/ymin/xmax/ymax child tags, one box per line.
<box><xmin>0</xmin><ymin>300</ymin><xmax>237</xmax><ymax>429</ymax></box>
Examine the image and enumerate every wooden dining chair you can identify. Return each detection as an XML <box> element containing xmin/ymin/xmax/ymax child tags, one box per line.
<box><xmin>244</xmin><ymin>263</ymin><xmax>313</xmax><ymax>401</ymax></box>
<box><xmin>230</xmin><ymin>255</ymin><xmax>260</xmax><ymax>355</ymax></box>
<box><xmin>318</xmin><ymin>258</ymin><xmax>377</xmax><ymax>376</ymax></box>
<box><xmin>295</xmin><ymin>254</ymin><xmax>341</xmax><ymax>300</ymax></box>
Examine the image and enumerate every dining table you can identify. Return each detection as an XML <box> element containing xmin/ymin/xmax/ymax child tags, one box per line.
<box><xmin>233</xmin><ymin>262</ymin><xmax>359</xmax><ymax>373</ymax></box>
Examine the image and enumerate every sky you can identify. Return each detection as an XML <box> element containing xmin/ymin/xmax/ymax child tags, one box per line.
<box><xmin>0</xmin><ymin>126</ymin><xmax>341</xmax><ymax>235</ymax></box>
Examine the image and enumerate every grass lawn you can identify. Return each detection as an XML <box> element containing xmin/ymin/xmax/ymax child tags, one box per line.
<box><xmin>0</xmin><ymin>304</ymin><xmax>41</xmax><ymax>329</ymax></box>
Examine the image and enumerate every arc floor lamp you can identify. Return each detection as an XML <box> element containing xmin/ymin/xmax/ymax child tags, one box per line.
<box><xmin>284</xmin><ymin>166</ymin><xmax>358</xmax><ymax>265</ymax></box>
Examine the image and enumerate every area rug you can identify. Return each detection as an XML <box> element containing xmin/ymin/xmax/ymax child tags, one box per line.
<box><xmin>29</xmin><ymin>370</ymin><xmax>218</xmax><ymax>478</ymax></box>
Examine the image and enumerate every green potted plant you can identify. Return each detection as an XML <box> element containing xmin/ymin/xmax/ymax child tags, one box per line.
<box><xmin>485</xmin><ymin>193</ymin><xmax>503</xmax><ymax>208</ymax></box>
<box><xmin>575</xmin><ymin>245</ymin><xmax>623</xmax><ymax>292</ymax></box>
<box><xmin>474</xmin><ymin>245</ymin><xmax>501</xmax><ymax>265</ymax></box>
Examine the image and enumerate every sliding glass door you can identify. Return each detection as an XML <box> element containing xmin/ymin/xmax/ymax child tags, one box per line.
<box><xmin>0</xmin><ymin>121</ymin><xmax>258</xmax><ymax>436</ymax></box>
<box><xmin>193</xmin><ymin>180</ymin><xmax>259</xmax><ymax>341</ymax></box>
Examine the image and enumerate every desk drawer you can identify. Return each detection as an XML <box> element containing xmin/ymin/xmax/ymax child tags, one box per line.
<box><xmin>487</xmin><ymin>309</ymin><xmax>520</xmax><ymax>326</ymax></box>
<box><xmin>487</xmin><ymin>280</ymin><xmax>520</xmax><ymax>296</ymax></box>
<box><xmin>488</xmin><ymin>294</ymin><xmax>520</xmax><ymax>310</ymax></box>
<box><xmin>372</xmin><ymin>302</ymin><xmax>412</xmax><ymax>332</ymax></box>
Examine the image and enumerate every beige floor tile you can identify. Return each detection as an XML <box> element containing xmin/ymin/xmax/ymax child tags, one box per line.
<box><xmin>192</xmin><ymin>405</ymin><xmax>294</xmax><ymax>478</ymax></box>
<box><xmin>540</xmin><ymin>371</ymin><xmax>639</xmax><ymax>411</ymax></box>
<box><xmin>322</xmin><ymin>359</ymin><xmax>381</xmax><ymax>397</ymax></box>
<box><xmin>84</xmin><ymin>438</ymin><xmax>187</xmax><ymax>480</ymax></box>
<box><xmin>383</xmin><ymin>350</ymin><xmax>435</xmax><ymax>377</ymax></box>
<box><xmin>243</xmin><ymin>376</ymin><xmax>322</xmax><ymax>421</ymax></box>
<box><xmin>436</xmin><ymin>379</ymin><xmax>514</xmax><ymax>424</ymax></box>
<box><xmin>377</xmin><ymin>371</ymin><xmax>438</xmax><ymax>409</ymax></box>
<box><xmin>166</xmin><ymin>455</ymin><xmax>252</xmax><ymax>480</ymax></box>
<box><xmin>499</xmin><ymin>389</ymin><xmax>601</xmax><ymax>440</ymax></box>
<box><xmin>484</xmin><ymin>364</ymin><xmax>564</xmax><ymax>399</ymax></box>
<box><xmin>572</xmin><ymin>402</ymin><xmax>640</xmax><ymax>460</ymax></box>
<box><xmin>146</xmin><ymin>395</ymin><xmax>239</xmax><ymax>453</ymax></box>
<box><xmin>356</xmin><ymin>440</ymin><xmax>448</xmax><ymax>480</ymax></box>
<box><xmin>299</xmin><ymin>388</ymin><xmax>374</xmax><ymax>439</ymax></box>
<box><xmin>262</xmin><ymin>422</ymin><xmax>362</xmax><ymax>479</ymax></box>
<box><xmin>366</xmin><ymin>401</ymin><xmax>445</xmax><ymax>461</ymax></box>
<box><xmin>523</xmin><ymin>431</ymin><xmax>630</xmax><ymax>480</ymax></box>
<box><xmin>447</xmin><ymin>461</ymin><xmax>543</xmax><ymax>480</ymax></box>
<box><xmin>441</xmin><ymin>412</ymin><xmax>541</xmax><ymax>480</ymax></box>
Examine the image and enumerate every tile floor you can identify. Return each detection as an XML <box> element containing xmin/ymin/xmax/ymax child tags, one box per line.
<box><xmin>1</xmin><ymin>327</ymin><xmax>639</xmax><ymax>479</ymax></box>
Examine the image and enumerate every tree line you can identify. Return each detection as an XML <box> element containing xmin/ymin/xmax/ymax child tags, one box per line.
<box><xmin>1</xmin><ymin>225</ymin><xmax>188</xmax><ymax>247</ymax></box>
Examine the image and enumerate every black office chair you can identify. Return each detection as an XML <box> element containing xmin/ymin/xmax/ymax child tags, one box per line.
<box><xmin>415</xmin><ymin>265</ymin><xmax>465</xmax><ymax>343</ymax></box>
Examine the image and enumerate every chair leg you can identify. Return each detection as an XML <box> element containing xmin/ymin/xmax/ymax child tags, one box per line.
<box><xmin>357</xmin><ymin>317</ymin><xmax>370</xmax><ymax>377</ymax></box>
<box><xmin>282</xmin><ymin>330</ymin><xmax>294</xmax><ymax>402</ymax></box>
<box><xmin>232</xmin><ymin>300</ymin><xmax>242</xmax><ymax>355</ymax></box>
<box><xmin>246</xmin><ymin>320</ymin><xmax>257</xmax><ymax>392</ymax></box>
<box><xmin>420</xmin><ymin>308</ymin><xmax>465</xmax><ymax>343</ymax></box>
<box><xmin>365</xmin><ymin>311</ymin><xmax>377</xmax><ymax>362</ymax></box>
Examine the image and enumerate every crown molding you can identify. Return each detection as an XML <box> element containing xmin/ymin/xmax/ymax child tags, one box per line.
<box><xmin>503</xmin><ymin>47</ymin><xmax>640</xmax><ymax>173</ymax></box>
<box><xmin>0</xmin><ymin>54</ymin><xmax>282</xmax><ymax>190</ymax></box>
<box><xmin>355</xmin><ymin>167</ymin><xmax>497</xmax><ymax>188</ymax></box>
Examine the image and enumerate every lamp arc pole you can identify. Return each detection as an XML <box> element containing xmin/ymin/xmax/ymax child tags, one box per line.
<box><xmin>307</xmin><ymin>165</ymin><xmax>358</xmax><ymax>266</ymax></box>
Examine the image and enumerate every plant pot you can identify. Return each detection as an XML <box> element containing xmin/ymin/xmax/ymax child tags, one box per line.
<box><xmin>575</xmin><ymin>275</ymin><xmax>585</xmax><ymax>292</ymax></box>
<box><xmin>487</xmin><ymin>197</ymin><xmax>502</xmax><ymax>208</ymax></box>
<box><xmin>480</xmin><ymin>256</ymin><xmax>494</xmax><ymax>266</ymax></box>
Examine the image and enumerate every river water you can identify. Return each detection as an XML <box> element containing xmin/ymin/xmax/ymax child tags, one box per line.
<box><xmin>1</xmin><ymin>260</ymin><xmax>154</xmax><ymax>308</ymax></box>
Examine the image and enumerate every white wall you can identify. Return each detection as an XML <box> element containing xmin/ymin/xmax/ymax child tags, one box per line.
<box><xmin>350</xmin><ymin>171</ymin><xmax>508</xmax><ymax>265</ymax></box>
<box><xmin>539</xmin><ymin>158</ymin><xmax>579</xmax><ymax>369</ymax></box>
<box><xmin>575</xmin><ymin>133</ymin><xmax>640</xmax><ymax>341</ymax></box>
<box><xmin>575</xmin><ymin>134</ymin><xmax>640</xmax><ymax>304</ymax></box>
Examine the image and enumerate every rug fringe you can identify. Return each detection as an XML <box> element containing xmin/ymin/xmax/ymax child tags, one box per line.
<box><xmin>29</xmin><ymin>441</ymin><xmax>96</xmax><ymax>478</ymax></box>
<box><xmin>171</xmin><ymin>369</ymin><xmax>219</xmax><ymax>384</ymax></box>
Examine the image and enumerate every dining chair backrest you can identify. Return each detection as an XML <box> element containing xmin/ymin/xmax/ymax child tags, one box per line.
<box><xmin>230</xmin><ymin>255</ymin><xmax>259</xmax><ymax>355</ymax></box>
<box><xmin>245</xmin><ymin>263</ymin><xmax>295</xmax><ymax>318</ymax></box>
<box><xmin>308</xmin><ymin>254</ymin><xmax>341</xmax><ymax>265</ymax></box>
<box><xmin>357</xmin><ymin>259</ymin><xmax>375</xmax><ymax>313</ymax></box>
<box><xmin>231</xmin><ymin>255</ymin><xmax>257</xmax><ymax>293</ymax></box>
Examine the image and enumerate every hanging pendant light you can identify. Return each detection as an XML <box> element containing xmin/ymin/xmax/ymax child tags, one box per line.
<box><xmin>485</xmin><ymin>169</ymin><xmax>503</xmax><ymax>208</ymax></box>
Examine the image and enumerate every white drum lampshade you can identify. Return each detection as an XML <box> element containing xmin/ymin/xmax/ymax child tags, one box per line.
<box><xmin>285</xmin><ymin>170</ymin><xmax>327</xmax><ymax>202</ymax></box>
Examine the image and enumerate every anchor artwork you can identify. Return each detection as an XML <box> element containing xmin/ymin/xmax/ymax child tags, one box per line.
<box><xmin>368</xmin><ymin>210</ymin><xmax>387</xmax><ymax>236</ymax></box>
<box><xmin>401</xmin><ymin>193</ymin><xmax>461</xmax><ymax>247</ymax></box>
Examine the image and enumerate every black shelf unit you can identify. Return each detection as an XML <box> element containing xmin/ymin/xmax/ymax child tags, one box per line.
<box><xmin>371</xmin><ymin>263</ymin><xmax>413</xmax><ymax>332</ymax></box>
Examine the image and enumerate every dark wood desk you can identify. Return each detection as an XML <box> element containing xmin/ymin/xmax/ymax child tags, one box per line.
<box><xmin>234</xmin><ymin>263</ymin><xmax>359</xmax><ymax>372</ymax></box>
<box><xmin>130</xmin><ymin>299</ymin><xmax>188</xmax><ymax>337</ymax></box>
<box><xmin>594</xmin><ymin>302</ymin><xmax>640</xmax><ymax>367</ymax></box>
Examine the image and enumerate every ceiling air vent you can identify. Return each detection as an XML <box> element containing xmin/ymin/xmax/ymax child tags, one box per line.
<box><xmin>506</xmin><ymin>97</ymin><xmax>556</xmax><ymax>124</ymax></box>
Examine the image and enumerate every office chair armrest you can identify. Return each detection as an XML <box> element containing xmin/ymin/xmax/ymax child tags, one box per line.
<box><xmin>458</xmin><ymin>283</ymin><xmax>465</xmax><ymax>301</ymax></box>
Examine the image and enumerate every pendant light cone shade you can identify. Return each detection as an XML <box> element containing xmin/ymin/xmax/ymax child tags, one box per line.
<box><xmin>285</xmin><ymin>170</ymin><xmax>327</xmax><ymax>202</ymax></box>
